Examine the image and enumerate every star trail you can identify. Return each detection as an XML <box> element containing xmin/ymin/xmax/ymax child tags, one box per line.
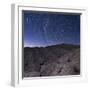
<box><xmin>23</xmin><ymin>11</ymin><xmax>80</xmax><ymax>47</ymax></box>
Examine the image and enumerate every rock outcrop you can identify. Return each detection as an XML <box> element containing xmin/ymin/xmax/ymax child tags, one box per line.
<box><xmin>23</xmin><ymin>44</ymin><xmax>80</xmax><ymax>77</ymax></box>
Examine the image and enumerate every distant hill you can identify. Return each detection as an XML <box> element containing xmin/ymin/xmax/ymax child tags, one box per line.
<box><xmin>23</xmin><ymin>44</ymin><xmax>80</xmax><ymax>77</ymax></box>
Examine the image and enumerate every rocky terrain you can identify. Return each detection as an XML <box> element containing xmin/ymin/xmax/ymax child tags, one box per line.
<box><xmin>23</xmin><ymin>44</ymin><xmax>80</xmax><ymax>77</ymax></box>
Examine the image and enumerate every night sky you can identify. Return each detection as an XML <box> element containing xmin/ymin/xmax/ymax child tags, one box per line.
<box><xmin>23</xmin><ymin>11</ymin><xmax>80</xmax><ymax>47</ymax></box>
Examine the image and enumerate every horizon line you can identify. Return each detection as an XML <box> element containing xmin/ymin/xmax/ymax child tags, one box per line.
<box><xmin>24</xmin><ymin>43</ymin><xmax>80</xmax><ymax>48</ymax></box>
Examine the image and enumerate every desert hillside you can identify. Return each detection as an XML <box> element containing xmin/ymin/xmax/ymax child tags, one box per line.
<box><xmin>23</xmin><ymin>44</ymin><xmax>80</xmax><ymax>77</ymax></box>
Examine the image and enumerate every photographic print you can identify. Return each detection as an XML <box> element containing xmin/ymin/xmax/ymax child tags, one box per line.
<box><xmin>22</xmin><ymin>10</ymin><xmax>80</xmax><ymax>77</ymax></box>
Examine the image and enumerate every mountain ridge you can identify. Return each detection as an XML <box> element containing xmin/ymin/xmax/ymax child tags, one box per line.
<box><xmin>23</xmin><ymin>44</ymin><xmax>80</xmax><ymax>77</ymax></box>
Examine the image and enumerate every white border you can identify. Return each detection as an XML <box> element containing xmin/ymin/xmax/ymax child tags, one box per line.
<box><xmin>11</xmin><ymin>4</ymin><xmax>87</xmax><ymax>87</ymax></box>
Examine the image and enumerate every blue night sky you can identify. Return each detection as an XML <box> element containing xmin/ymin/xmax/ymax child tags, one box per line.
<box><xmin>23</xmin><ymin>11</ymin><xmax>80</xmax><ymax>47</ymax></box>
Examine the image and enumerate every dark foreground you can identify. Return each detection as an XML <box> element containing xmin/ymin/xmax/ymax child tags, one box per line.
<box><xmin>23</xmin><ymin>44</ymin><xmax>80</xmax><ymax>77</ymax></box>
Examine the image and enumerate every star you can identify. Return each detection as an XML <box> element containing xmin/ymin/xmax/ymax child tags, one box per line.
<box><xmin>61</xmin><ymin>29</ymin><xmax>64</xmax><ymax>33</ymax></box>
<box><xmin>26</xmin><ymin>17</ymin><xmax>29</xmax><ymax>23</ymax></box>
